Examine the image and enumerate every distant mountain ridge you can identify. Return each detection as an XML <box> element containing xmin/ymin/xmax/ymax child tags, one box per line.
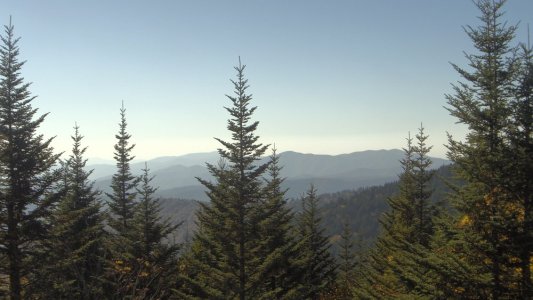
<box><xmin>89</xmin><ymin>149</ymin><xmax>449</xmax><ymax>201</ymax></box>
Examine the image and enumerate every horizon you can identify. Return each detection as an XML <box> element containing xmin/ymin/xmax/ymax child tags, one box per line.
<box><xmin>2</xmin><ymin>0</ymin><xmax>533</xmax><ymax>161</ymax></box>
<box><xmin>86</xmin><ymin>147</ymin><xmax>450</xmax><ymax>166</ymax></box>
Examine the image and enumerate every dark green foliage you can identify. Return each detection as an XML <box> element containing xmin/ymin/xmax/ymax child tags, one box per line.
<box><xmin>180</xmin><ymin>59</ymin><xmax>270</xmax><ymax>299</ymax></box>
<box><xmin>507</xmin><ymin>36</ymin><xmax>533</xmax><ymax>296</ymax></box>
<box><xmin>334</xmin><ymin>222</ymin><xmax>358</xmax><ymax>299</ymax></box>
<box><xmin>0</xmin><ymin>19</ymin><xmax>61</xmax><ymax>299</ymax></box>
<box><xmin>37</xmin><ymin>125</ymin><xmax>106</xmax><ymax>299</ymax></box>
<box><xmin>106</xmin><ymin>102</ymin><xmax>139</xmax><ymax>237</ymax></box>
<box><xmin>411</xmin><ymin>126</ymin><xmax>437</xmax><ymax>247</ymax></box>
<box><xmin>103</xmin><ymin>103</ymin><xmax>142</xmax><ymax>299</ymax></box>
<box><xmin>356</xmin><ymin>127</ymin><xmax>437</xmax><ymax>298</ymax></box>
<box><xmin>253</xmin><ymin>148</ymin><xmax>302</xmax><ymax>299</ymax></box>
<box><xmin>445</xmin><ymin>0</ymin><xmax>532</xmax><ymax>297</ymax></box>
<box><xmin>308</xmin><ymin>164</ymin><xmax>455</xmax><ymax>244</ymax></box>
<box><xmin>124</xmin><ymin>163</ymin><xmax>181</xmax><ymax>298</ymax></box>
<box><xmin>295</xmin><ymin>185</ymin><xmax>336</xmax><ymax>299</ymax></box>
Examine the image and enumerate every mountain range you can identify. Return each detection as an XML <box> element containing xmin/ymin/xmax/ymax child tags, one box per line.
<box><xmin>89</xmin><ymin>149</ymin><xmax>449</xmax><ymax>201</ymax></box>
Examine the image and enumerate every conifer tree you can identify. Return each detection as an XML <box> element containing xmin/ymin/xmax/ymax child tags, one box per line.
<box><xmin>123</xmin><ymin>163</ymin><xmax>181</xmax><ymax>298</ymax></box>
<box><xmin>335</xmin><ymin>222</ymin><xmax>357</xmax><ymax>300</ymax></box>
<box><xmin>103</xmin><ymin>103</ymin><xmax>140</xmax><ymax>298</ymax></box>
<box><xmin>295</xmin><ymin>185</ymin><xmax>336</xmax><ymax>299</ymax></box>
<box><xmin>0</xmin><ymin>18</ymin><xmax>61</xmax><ymax>299</ymax></box>
<box><xmin>40</xmin><ymin>124</ymin><xmax>106</xmax><ymax>299</ymax></box>
<box><xmin>506</xmin><ymin>36</ymin><xmax>533</xmax><ymax>297</ymax></box>
<box><xmin>106</xmin><ymin>102</ymin><xmax>138</xmax><ymax>237</ymax></box>
<box><xmin>180</xmin><ymin>59</ymin><xmax>270</xmax><ymax>299</ymax></box>
<box><xmin>445</xmin><ymin>0</ymin><xmax>528</xmax><ymax>297</ymax></box>
<box><xmin>356</xmin><ymin>128</ymin><xmax>436</xmax><ymax>298</ymax></box>
<box><xmin>254</xmin><ymin>147</ymin><xmax>302</xmax><ymax>299</ymax></box>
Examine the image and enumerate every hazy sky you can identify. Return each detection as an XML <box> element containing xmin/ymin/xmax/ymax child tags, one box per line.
<box><xmin>2</xmin><ymin>0</ymin><xmax>532</xmax><ymax>161</ymax></box>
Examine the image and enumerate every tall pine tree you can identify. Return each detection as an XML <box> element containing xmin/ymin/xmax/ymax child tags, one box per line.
<box><xmin>253</xmin><ymin>147</ymin><xmax>302</xmax><ymax>299</ymax></box>
<box><xmin>507</xmin><ymin>34</ymin><xmax>533</xmax><ymax>296</ymax></box>
<box><xmin>295</xmin><ymin>185</ymin><xmax>336</xmax><ymax>300</ymax></box>
<box><xmin>106</xmin><ymin>102</ymin><xmax>138</xmax><ymax>237</ymax></box>
<box><xmin>180</xmin><ymin>59</ymin><xmax>270</xmax><ymax>299</ymax></box>
<box><xmin>103</xmin><ymin>102</ymin><xmax>141</xmax><ymax>298</ymax></box>
<box><xmin>0</xmin><ymin>18</ymin><xmax>61</xmax><ymax>299</ymax></box>
<box><xmin>356</xmin><ymin>127</ymin><xmax>436</xmax><ymax>298</ymax></box>
<box><xmin>125</xmin><ymin>163</ymin><xmax>181</xmax><ymax>298</ymax></box>
<box><xmin>445</xmin><ymin>0</ymin><xmax>529</xmax><ymax>297</ymax></box>
<box><xmin>39</xmin><ymin>124</ymin><xmax>106</xmax><ymax>299</ymax></box>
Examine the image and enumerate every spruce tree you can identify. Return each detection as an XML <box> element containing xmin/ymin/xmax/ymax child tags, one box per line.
<box><xmin>295</xmin><ymin>185</ymin><xmax>336</xmax><ymax>300</ymax></box>
<box><xmin>356</xmin><ymin>128</ymin><xmax>436</xmax><ymax>298</ymax></box>
<box><xmin>0</xmin><ymin>18</ymin><xmax>61</xmax><ymax>299</ymax></box>
<box><xmin>41</xmin><ymin>124</ymin><xmax>106</xmax><ymax>299</ymax></box>
<box><xmin>445</xmin><ymin>0</ymin><xmax>528</xmax><ymax>297</ymax></box>
<box><xmin>125</xmin><ymin>163</ymin><xmax>180</xmax><ymax>298</ymax></box>
<box><xmin>253</xmin><ymin>147</ymin><xmax>302</xmax><ymax>299</ymax></box>
<box><xmin>507</xmin><ymin>37</ymin><xmax>533</xmax><ymax>297</ymax></box>
<box><xmin>335</xmin><ymin>221</ymin><xmax>357</xmax><ymax>300</ymax></box>
<box><xmin>103</xmin><ymin>102</ymin><xmax>140</xmax><ymax>298</ymax></box>
<box><xmin>106</xmin><ymin>102</ymin><xmax>138</xmax><ymax>236</ymax></box>
<box><xmin>181</xmin><ymin>59</ymin><xmax>270</xmax><ymax>299</ymax></box>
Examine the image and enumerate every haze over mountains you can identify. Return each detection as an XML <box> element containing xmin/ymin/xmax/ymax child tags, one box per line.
<box><xmin>90</xmin><ymin>149</ymin><xmax>449</xmax><ymax>201</ymax></box>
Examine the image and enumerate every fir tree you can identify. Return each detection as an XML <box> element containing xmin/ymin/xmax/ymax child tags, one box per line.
<box><xmin>106</xmin><ymin>102</ymin><xmax>138</xmax><ymax>237</ymax></box>
<box><xmin>411</xmin><ymin>125</ymin><xmax>436</xmax><ymax>247</ymax></box>
<box><xmin>41</xmin><ymin>124</ymin><xmax>106</xmax><ymax>299</ymax></box>
<box><xmin>507</xmin><ymin>36</ymin><xmax>533</xmax><ymax>297</ymax></box>
<box><xmin>180</xmin><ymin>59</ymin><xmax>270</xmax><ymax>299</ymax></box>
<box><xmin>253</xmin><ymin>147</ymin><xmax>302</xmax><ymax>299</ymax></box>
<box><xmin>295</xmin><ymin>185</ymin><xmax>336</xmax><ymax>300</ymax></box>
<box><xmin>124</xmin><ymin>163</ymin><xmax>181</xmax><ymax>298</ymax></box>
<box><xmin>335</xmin><ymin>221</ymin><xmax>357</xmax><ymax>300</ymax></box>
<box><xmin>445</xmin><ymin>0</ymin><xmax>528</xmax><ymax>297</ymax></box>
<box><xmin>103</xmin><ymin>102</ymin><xmax>140</xmax><ymax>298</ymax></box>
<box><xmin>356</xmin><ymin>128</ymin><xmax>436</xmax><ymax>298</ymax></box>
<box><xmin>0</xmin><ymin>18</ymin><xmax>61</xmax><ymax>299</ymax></box>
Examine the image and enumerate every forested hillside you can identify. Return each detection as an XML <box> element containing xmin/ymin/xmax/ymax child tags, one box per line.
<box><xmin>0</xmin><ymin>0</ymin><xmax>531</xmax><ymax>299</ymax></box>
<box><xmin>158</xmin><ymin>163</ymin><xmax>454</xmax><ymax>245</ymax></box>
<box><xmin>314</xmin><ymin>163</ymin><xmax>455</xmax><ymax>242</ymax></box>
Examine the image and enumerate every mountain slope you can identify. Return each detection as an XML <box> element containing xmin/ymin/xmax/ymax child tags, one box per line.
<box><xmin>90</xmin><ymin>149</ymin><xmax>449</xmax><ymax>201</ymax></box>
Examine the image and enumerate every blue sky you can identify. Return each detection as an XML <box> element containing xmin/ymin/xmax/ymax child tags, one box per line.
<box><xmin>2</xmin><ymin>0</ymin><xmax>532</xmax><ymax>160</ymax></box>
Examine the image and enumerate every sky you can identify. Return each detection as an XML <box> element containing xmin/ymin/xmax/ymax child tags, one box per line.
<box><xmin>1</xmin><ymin>0</ymin><xmax>532</xmax><ymax>161</ymax></box>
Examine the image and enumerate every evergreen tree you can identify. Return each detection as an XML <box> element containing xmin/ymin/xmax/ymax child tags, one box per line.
<box><xmin>295</xmin><ymin>185</ymin><xmax>336</xmax><ymax>300</ymax></box>
<box><xmin>445</xmin><ymin>0</ymin><xmax>529</xmax><ymax>297</ymax></box>
<box><xmin>411</xmin><ymin>125</ymin><xmax>436</xmax><ymax>247</ymax></box>
<box><xmin>356</xmin><ymin>128</ymin><xmax>436</xmax><ymax>298</ymax></box>
<box><xmin>180</xmin><ymin>59</ymin><xmax>270</xmax><ymax>299</ymax></box>
<box><xmin>0</xmin><ymin>18</ymin><xmax>61</xmax><ymax>299</ymax></box>
<box><xmin>334</xmin><ymin>221</ymin><xmax>357</xmax><ymax>300</ymax></box>
<box><xmin>103</xmin><ymin>102</ymin><xmax>140</xmax><ymax>298</ymax></box>
<box><xmin>40</xmin><ymin>124</ymin><xmax>106</xmax><ymax>299</ymax></box>
<box><xmin>253</xmin><ymin>147</ymin><xmax>302</xmax><ymax>299</ymax></box>
<box><xmin>507</xmin><ymin>36</ymin><xmax>533</xmax><ymax>296</ymax></box>
<box><xmin>123</xmin><ymin>163</ymin><xmax>181</xmax><ymax>298</ymax></box>
<box><xmin>106</xmin><ymin>102</ymin><xmax>138</xmax><ymax>237</ymax></box>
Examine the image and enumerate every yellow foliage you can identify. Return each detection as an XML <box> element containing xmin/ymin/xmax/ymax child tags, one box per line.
<box><xmin>510</xmin><ymin>256</ymin><xmax>520</xmax><ymax>264</ymax></box>
<box><xmin>484</xmin><ymin>194</ymin><xmax>493</xmax><ymax>206</ymax></box>
<box><xmin>386</xmin><ymin>255</ymin><xmax>394</xmax><ymax>263</ymax></box>
<box><xmin>458</xmin><ymin>215</ymin><xmax>472</xmax><ymax>228</ymax></box>
<box><xmin>504</xmin><ymin>202</ymin><xmax>524</xmax><ymax>222</ymax></box>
